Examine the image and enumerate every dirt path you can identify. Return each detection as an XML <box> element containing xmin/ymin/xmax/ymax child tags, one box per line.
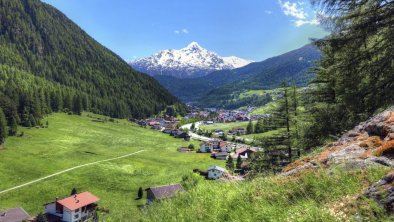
<box><xmin>0</xmin><ymin>150</ymin><xmax>146</xmax><ymax>195</ymax></box>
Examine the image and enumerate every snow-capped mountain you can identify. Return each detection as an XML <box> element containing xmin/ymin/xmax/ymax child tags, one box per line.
<box><xmin>129</xmin><ymin>42</ymin><xmax>253</xmax><ymax>78</ymax></box>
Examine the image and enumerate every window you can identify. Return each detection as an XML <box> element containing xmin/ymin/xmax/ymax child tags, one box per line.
<box><xmin>75</xmin><ymin>213</ymin><xmax>79</xmax><ymax>219</ymax></box>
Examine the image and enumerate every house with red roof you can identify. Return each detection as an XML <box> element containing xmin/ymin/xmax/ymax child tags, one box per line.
<box><xmin>43</xmin><ymin>192</ymin><xmax>99</xmax><ymax>222</ymax></box>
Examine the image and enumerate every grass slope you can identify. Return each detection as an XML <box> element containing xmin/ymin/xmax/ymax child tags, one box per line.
<box><xmin>139</xmin><ymin>167</ymin><xmax>393</xmax><ymax>221</ymax></box>
<box><xmin>0</xmin><ymin>113</ymin><xmax>222</xmax><ymax>221</ymax></box>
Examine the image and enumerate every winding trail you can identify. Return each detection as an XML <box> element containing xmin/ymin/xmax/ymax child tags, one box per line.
<box><xmin>0</xmin><ymin>150</ymin><xmax>147</xmax><ymax>195</ymax></box>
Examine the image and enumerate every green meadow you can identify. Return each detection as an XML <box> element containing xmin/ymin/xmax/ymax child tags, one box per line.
<box><xmin>0</xmin><ymin>113</ymin><xmax>222</xmax><ymax>221</ymax></box>
<box><xmin>200</xmin><ymin>121</ymin><xmax>255</xmax><ymax>134</ymax></box>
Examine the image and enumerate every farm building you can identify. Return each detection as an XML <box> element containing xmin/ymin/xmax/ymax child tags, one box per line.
<box><xmin>145</xmin><ymin>184</ymin><xmax>184</xmax><ymax>205</ymax></box>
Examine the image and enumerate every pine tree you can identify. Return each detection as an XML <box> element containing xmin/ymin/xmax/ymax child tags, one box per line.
<box><xmin>70</xmin><ymin>188</ymin><xmax>77</xmax><ymax>195</ymax></box>
<box><xmin>138</xmin><ymin>187</ymin><xmax>143</xmax><ymax>199</ymax></box>
<box><xmin>236</xmin><ymin>155</ymin><xmax>242</xmax><ymax>170</ymax></box>
<box><xmin>36</xmin><ymin>212</ymin><xmax>48</xmax><ymax>222</ymax></box>
<box><xmin>246</xmin><ymin>120</ymin><xmax>254</xmax><ymax>134</ymax></box>
<box><xmin>0</xmin><ymin>108</ymin><xmax>7</xmax><ymax>145</ymax></box>
<box><xmin>226</xmin><ymin>155</ymin><xmax>234</xmax><ymax>172</ymax></box>
<box><xmin>72</xmin><ymin>95</ymin><xmax>82</xmax><ymax>115</ymax></box>
<box><xmin>254</xmin><ymin>118</ymin><xmax>264</xmax><ymax>133</ymax></box>
<box><xmin>9</xmin><ymin>116</ymin><xmax>17</xmax><ymax>136</ymax></box>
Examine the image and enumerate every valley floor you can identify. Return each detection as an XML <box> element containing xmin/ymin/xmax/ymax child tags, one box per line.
<box><xmin>0</xmin><ymin>113</ymin><xmax>222</xmax><ymax>221</ymax></box>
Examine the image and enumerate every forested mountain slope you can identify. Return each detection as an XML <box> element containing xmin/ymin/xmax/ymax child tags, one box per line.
<box><xmin>0</xmin><ymin>0</ymin><xmax>180</xmax><ymax>124</ymax></box>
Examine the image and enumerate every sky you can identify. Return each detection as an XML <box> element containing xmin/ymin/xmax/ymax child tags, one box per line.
<box><xmin>42</xmin><ymin>0</ymin><xmax>328</xmax><ymax>62</ymax></box>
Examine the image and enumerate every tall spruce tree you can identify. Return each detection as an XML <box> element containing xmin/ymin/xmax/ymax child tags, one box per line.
<box><xmin>0</xmin><ymin>108</ymin><xmax>7</xmax><ymax>145</ymax></box>
<box><xmin>305</xmin><ymin>0</ymin><xmax>394</xmax><ymax>142</ymax></box>
<box><xmin>246</xmin><ymin>120</ymin><xmax>254</xmax><ymax>134</ymax></box>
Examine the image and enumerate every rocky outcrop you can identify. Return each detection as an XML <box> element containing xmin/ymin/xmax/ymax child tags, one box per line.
<box><xmin>365</xmin><ymin>170</ymin><xmax>394</xmax><ymax>212</ymax></box>
<box><xmin>282</xmin><ymin>106</ymin><xmax>394</xmax><ymax>176</ymax></box>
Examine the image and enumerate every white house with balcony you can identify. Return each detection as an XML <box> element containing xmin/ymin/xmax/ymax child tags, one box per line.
<box><xmin>44</xmin><ymin>192</ymin><xmax>99</xmax><ymax>222</ymax></box>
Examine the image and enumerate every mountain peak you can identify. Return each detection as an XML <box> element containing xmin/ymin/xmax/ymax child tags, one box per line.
<box><xmin>186</xmin><ymin>41</ymin><xmax>202</xmax><ymax>50</ymax></box>
<box><xmin>130</xmin><ymin>42</ymin><xmax>252</xmax><ymax>78</ymax></box>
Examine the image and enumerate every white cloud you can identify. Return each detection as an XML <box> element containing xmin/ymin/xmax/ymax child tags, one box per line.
<box><xmin>278</xmin><ymin>0</ymin><xmax>320</xmax><ymax>27</ymax></box>
<box><xmin>279</xmin><ymin>0</ymin><xmax>307</xmax><ymax>19</ymax></box>
<box><xmin>265</xmin><ymin>10</ymin><xmax>273</xmax><ymax>15</ymax></box>
<box><xmin>294</xmin><ymin>18</ymin><xmax>319</xmax><ymax>27</ymax></box>
<box><xmin>174</xmin><ymin>28</ymin><xmax>189</xmax><ymax>35</ymax></box>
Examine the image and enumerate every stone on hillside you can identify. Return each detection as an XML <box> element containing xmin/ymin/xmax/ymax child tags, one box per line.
<box><xmin>365</xmin><ymin>170</ymin><xmax>394</xmax><ymax>212</ymax></box>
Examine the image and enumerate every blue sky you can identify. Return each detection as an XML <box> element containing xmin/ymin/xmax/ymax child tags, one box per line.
<box><xmin>42</xmin><ymin>0</ymin><xmax>327</xmax><ymax>62</ymax></box>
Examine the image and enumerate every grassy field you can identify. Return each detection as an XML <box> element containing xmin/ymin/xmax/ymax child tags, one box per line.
<box><xmin>137</xmin><ymin>167</ymin><xmax>393</xmax><ymax>221</ymax></box>
<box><xmin>0</xmin><ymin>113</ymin><xmax>222</xmax><ymax>221</ymax></box>
<box><xmin>239</xmin><ymin>129</ymin><xmax>284</xmax><ymax>140</ymax></box>
<box><xmin>200</xmin><ymin>121</ymin><xmax>255</xmax><ymax>134</ymax></box>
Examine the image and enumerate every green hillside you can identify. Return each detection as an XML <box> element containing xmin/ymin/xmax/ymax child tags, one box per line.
<box><xmin>0</xmin><ymin>0</ymin><xmax>180</xmax><ymax>122</ymax></box>
<box><xmin>0</xmin><ymin>113</ymin><xmax>221</xmax><ymax>220</ymax></box>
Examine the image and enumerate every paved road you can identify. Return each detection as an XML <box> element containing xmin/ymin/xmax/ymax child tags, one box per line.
<box><xmin>0</xmin><ymin>150</ymin><xmax>146</xmax><ymax>195</ymax></box>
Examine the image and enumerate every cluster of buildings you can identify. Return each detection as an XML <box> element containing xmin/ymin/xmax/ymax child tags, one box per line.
<box><xmin>137</xmin><ymin>117</ymin><xmax>190</xmax><ymax>141</ymax></box>
<box><xmin>198</xmin><ymin>140</ymin><xmax>258</xmax><ymax>162</ymax></box>
<box><xmin>216</xmin><ymin>110</ymin><xmax>250</xmax><ymax>123</ymax></box>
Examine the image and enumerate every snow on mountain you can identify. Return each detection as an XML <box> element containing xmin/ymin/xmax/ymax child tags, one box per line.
<box><xmin>129</xmin><ymin>42</ymin><xmax>253</xmax><ymax>78</ymax></box>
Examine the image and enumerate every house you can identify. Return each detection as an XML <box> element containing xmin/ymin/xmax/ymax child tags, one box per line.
<box><xmin>219</xmin><ymin>141</ymin><xmax>232</xmax><ymax>152</ymax></box>
<box><xmin>0</xmin><ymin>208</ymin><xmax>30</xmax><ymax>222</ymax></box>
<box><xmin>43</xmin><ymin>192</ymin><xmax>99</xmax><ymax>222</ymax></box>
<box><xmin>145</xmin><ymin>184</ymin><xmax>184</xmax><ymax>204</ymax></box>
<box><xmin>207</xmin><ymin>166</ymin><xmax>226</xmax><ymax>180</ymax></box>
<box><xmin>177</xmin><ymin>147</ymin><xmax>192</xmax><ymax>152</ymax></box>
<box><xmin>199</xmin><ymin>143</ymin><xmax>211</xmax><ymax>153</ymax></box>
<box><xmin>211</xmin><ymin>152</ymin><xmax>228</xmax><ymax>160</ymax></box>
<box><xmin>234</xmin><ymin>147</ymin><xmax>257</xmax><ymax>159</ymax></box>
<box><xmin>171</xmin><ymin>130</ymin><xmax>190</xmax><ymax>141</ymax></box>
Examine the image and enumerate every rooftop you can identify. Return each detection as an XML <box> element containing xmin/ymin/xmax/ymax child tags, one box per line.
<box><xmin>146</xmin><ymin>184</ymin><xmax>184</xmax><ymax>200</ymax></box>
<box><xmin>208</xmin><ymin>166</ymin><xmax>226</xmax><ymax>172</ymax></box>
<box><xmin>0</xmin><ymin>208</ymin><xmax>30</xmax><ymax>222</ymax></box>
<box><xmin>56</xmin><ymin>192</ymin><xmax>99</xmax><ymax>211</ymax></box>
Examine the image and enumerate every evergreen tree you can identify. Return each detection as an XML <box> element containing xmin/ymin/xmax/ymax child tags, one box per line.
<box><xmin>304</xmin><ymin>0</ymin><xmax>394</xmax><ymax>145</ymax></box>
<box><xmin>138</xmin><ymin>187</ymin><xmax>143</xmax><ymax>199</ymax></box>
<box><xmin>36</xmin><ymin>212</ymin><xmax>48</xmax><ymax>222</ymax></box>
<box><xmin>70</xmin><ymin>188</ymin><xmax>77</xmax><ymax>195</ymax></box>
<box><xmin>9</xmin><ymin>117</ymin><xmax>17</xmax><ymax>136</ymax></box>
<box><xmin>72</xmin><ymin>95</ymin><xmax>82</xmax><ymax>115</ymax></box>
<box><xmin>0</xmin><ymin>108</ymin><xmax>7</xmax><ymax>145</ymax></box>
<box><xmin>226</xmin><ymin>155</ymin><xmax>234</xmax><ymax>172</ymax></box>
<box><xmin>254</xmin><ymin>118</ymin><xmax>264</xmax><ymax>133</ymax></box>
<box><xmin>236</xmin><ymin>155</ymin><xmax>242</xmax><ymax>170</ymax></box>
<box><xmin>246</xmin><ymin>120</ymin><xmax>254</xmax><ymax>134</ymax></box>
